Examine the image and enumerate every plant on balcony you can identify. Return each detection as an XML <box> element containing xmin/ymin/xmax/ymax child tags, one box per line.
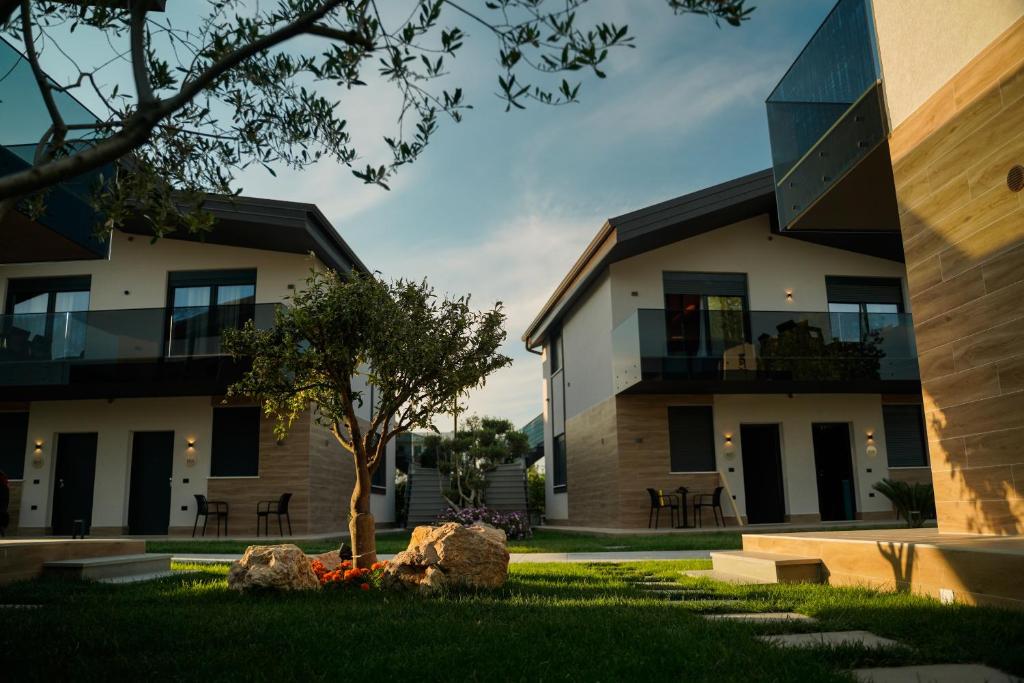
<box><xmin>872</xmin><ymin>478</ymin><xmax>936</xmax><ymax>528</ymax></box>
<box><xmin>223</xmin><ymin>270</ymin><xmax>510</xmax><ymax>567</ymax></box>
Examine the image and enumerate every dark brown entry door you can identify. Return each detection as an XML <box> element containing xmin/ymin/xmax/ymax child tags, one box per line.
<box><xmin>51</xmin><ymin>433</ymin><xmax>98</xmax><ymax>535</ymax></box>
<box><xmin>812</xmin><ymin>423</ymin><xmax>857</xmax><ymax>521</ymax></box>
<box><xmin>740</xmin><ymin>424</ymin><xmax>785</xmax><ymax>524</ymax></box>
<box><xmin>128</xmin><ymin>431</ymin><xmax>175</xmax><ymax>534</ymax></box>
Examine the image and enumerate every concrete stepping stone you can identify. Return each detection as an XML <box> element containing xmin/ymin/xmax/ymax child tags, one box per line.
<box><xmin>704</xmin><ymin>612</ymin><xmax>817</xmax><ymax>623</ymax></box>
<box><xmin>0</xmin><ymin>604</ymin><xmax>43</xmax><ymax>609</ymax></box>
<box><xmin>758</xmin><ymin>631</ymin><xmax>899</xmax><ymax>649</ymax></box>
<box><xmin>851</xmin><ymin>664</ymin><xmax>1021</xmax><ymax>683</ymax></box>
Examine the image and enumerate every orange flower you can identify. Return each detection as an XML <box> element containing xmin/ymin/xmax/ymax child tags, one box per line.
<box><xmin>371</xmin><ymin>561</ymin><xmax>387</xmax><ymax>571</ymax></box>
<box><xmin>360</xmin><ymin>583</ymin><xmax>370</xmax><ymax>591</ymax></box>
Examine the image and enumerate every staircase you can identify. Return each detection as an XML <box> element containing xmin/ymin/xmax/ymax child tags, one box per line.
<box><xmin>406</xmin><ymin>464</ymin><xmax>449</xmax><ymax>526</ymax></box>
<box><xmin>693</xmin><ymin>550</ymin><xmax>823</xmax><ymax>584</ymax></box>
<box><xmin>43</xmin><ymin>553</ymin><xmax>173</xmax><ymax>583</ymax></box>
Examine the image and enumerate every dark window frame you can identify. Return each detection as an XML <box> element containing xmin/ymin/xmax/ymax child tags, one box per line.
<box><xmin>668</xmin><ymin>405</ymin><xmax>717</xmax><ymax>473</ymax></box>
<box><xmin>0</xmin><ymin>411</ymin><xmax>29</xmax><ymax>480</ymax></box>
<box><xmin>209</xmin><ymin>406</ymin><xmax>261</xmax><ymax>477</ymax></box>
<box><xmin>552</xmin><ymin>432</ymin><xmax>567</xmax><ymax>492</ymax></box>
<box><xmin>549</xmin><ymin>330</ymin><xmax>563</xmax><ymax>375</ymax></box>
<box><xmin>165</xmin><ymin>269</ymin><xmax>257</xmax><ymax>358</ymax></box>
<box><xmin>662</xmin><ymin>272</ymin><xmax>751</xmax><ymax>357</ymax></box>
<box><xmin>882</xmin><ymin>404</ymin><xmax>929</xmax><ymax>468</ymax></box>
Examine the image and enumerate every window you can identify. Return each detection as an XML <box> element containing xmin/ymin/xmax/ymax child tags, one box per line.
<box><xmin>883</xmin><ymin>405</ymin><xmax>928</xmax><ymax>468</ymax></box>
<box><xmin>663</xmin><ymin>272</ymin><xmax>748</xmax><ymax>357</ymax></box>
<box><xmin>210</xmin><ymin>407</ymin><xmax>260</xmax><ymax>476</ymax></box>
<box><xmin>4</xmin><ymin>276</ymin><xmax>90</xmax><ymax>360</ymax></box>
<box><xmin>167</xmin><ymin>270</ymin><xmax>256</xmax><ymax>356</ymax></box>
<box><xmin>826</xmin><ymin>276</ymin><xmax>903</xmax><ymax>343</ymax></box>
<box><xmin>549</xmin><ymin>331</ymin><xmax>563</xmax><ymax>374</ymax></box>
<box><xmin>0</xmin><ymin>412</ymin><xmax>29</xmax><ymax>480</ymax></box>
<box><xmin>668</xmin><ymin>406</ymin><xmax>716</xmax><ymax>472</ymax></box>
<box><xmin>552</xmin><ymin>433</ymin><xmax>567</xmax><ymax>492</ymax></box>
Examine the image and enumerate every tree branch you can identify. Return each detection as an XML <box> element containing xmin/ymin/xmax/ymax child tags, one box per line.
<box><xmin>129</xmin><ymin>0</ymin><xmax>155</xmax><ymax>106</ymax></box>
<box><xmin>307</xmin><ymin>23</ymin><xmax>374</xmax><ymax>50</ymax></box>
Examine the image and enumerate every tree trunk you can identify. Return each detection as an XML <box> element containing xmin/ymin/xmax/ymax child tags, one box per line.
<box><xmin>348</xmin><ymin>456</ymin><xmax>377</xmax><ymax>568</ymax></box>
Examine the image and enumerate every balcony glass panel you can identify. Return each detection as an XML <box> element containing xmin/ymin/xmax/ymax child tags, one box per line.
<box><xmin>766</xmin><ymin>0</ymin><xmax>889</xmax><ymax>230</ymax></box>
<box><xmin>0</xmin><ymin>304</ymin><xmax>276</xmax><ymax>386</ymax></box>
<box><xmin>613</xmin><ymin>308</ymin><xmax>919</xmax><ymax>393</ymax></box>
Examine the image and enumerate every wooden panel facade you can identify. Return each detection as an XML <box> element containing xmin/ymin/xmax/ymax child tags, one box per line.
<box><xmin>890</xmin><ymin>18</ymin><xmax>1024</xmax><ymax>535</ymax></box>
<box><xmin>564</xmin><ymin>397</ymin><xmax>620</xmax><ymax>527</ymax></box>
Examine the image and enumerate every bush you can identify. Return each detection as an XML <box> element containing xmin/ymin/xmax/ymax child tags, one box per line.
<box><xmin>872</xmin><ymin>478</ymin><xmax>936</xmax><ymax>527</ymax></box>
<box><xmin>527</xmin><ymin>468</ymin><xmax>545</xmax><ymax>516</ymax></box>
<box><xmin>436</xmin><ymin>506</ymin><xmax>532</xmax><ymax>540</ymax></box>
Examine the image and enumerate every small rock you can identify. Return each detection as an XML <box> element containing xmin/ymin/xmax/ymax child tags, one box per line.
<box><xmin>227</xmin><ymin>544</ymin><xmax>319</xmax><ymax>592</ymax></box>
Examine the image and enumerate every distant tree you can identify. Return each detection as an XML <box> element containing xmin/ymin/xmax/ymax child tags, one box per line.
<box><xmin>0</xmin><ymin>0</ymin><xmax>752</xmax><ymax>230</ymax></box>
<box><xmin>222</xmin><ymin>270</ymin><xmax>510</xmax><ymax>567</ymax></box>
<box><xmin>422</xmin><ymin>414</ymin><xmax>529</xmax><ymax>509</ymax></box>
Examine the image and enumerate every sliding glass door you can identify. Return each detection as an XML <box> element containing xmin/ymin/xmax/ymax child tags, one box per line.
<box><xmin>167</xmin><ymin>270</ymin><xmax>256</xmax><ymax>357</ymax></box>
<box><xmin>3</xmin><ymin>277</ymin><xmax>91</xmax><ymax>360</ymax></box>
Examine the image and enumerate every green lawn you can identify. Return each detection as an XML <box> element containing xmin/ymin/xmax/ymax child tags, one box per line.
<box><xmin>2</xmin><ymin>560</ymin><xmax>1022</xmax><ymax>681</ymax></box>
<box><xmin>146</xmin><ymin>525</ymin><xmax>906</xmax><ymax>556</ymax></box>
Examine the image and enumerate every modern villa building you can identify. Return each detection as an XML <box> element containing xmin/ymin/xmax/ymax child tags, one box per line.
<box><xmin>523</xmin><ymin>170</ymin><xmax>926</xmax><ymax>528</ymax></box>
<box><xmin>0</xmin><ymin>195</ymin><xmax>396</xmax><ymax>536</ymax></box>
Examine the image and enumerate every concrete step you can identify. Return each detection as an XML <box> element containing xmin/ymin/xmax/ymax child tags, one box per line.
<box><xmin>43</xmin><ymin>553</ymin><xmax>172</xmax><ymax>581</ymax></box>
<box><xmin>710</xmin><ymin>550</ymin><xmax>822</xmax><ymax>584</ymax></box>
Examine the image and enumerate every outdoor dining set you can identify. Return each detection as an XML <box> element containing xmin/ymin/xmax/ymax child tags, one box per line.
<box><xmin>646</xmin><ymin>486</ymin><xmax>725</xmax><ymax>528</ymax></box>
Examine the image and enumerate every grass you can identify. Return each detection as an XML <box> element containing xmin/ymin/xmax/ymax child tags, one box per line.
<box><xmin>2</xmin><ymin>560</ymin><xmax>1022</xmax><ymax>681</ymax></box>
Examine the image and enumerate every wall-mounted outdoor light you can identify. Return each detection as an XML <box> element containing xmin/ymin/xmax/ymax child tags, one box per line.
<box><xmin>32</xmin><ymin>440</ymin><xmax>44</xmax><ymax>467</ymax></box>
<box><xmin>723</xmin><ymin>434</ymin><xmax>735</xmax><ymax>458</ymax></box>
<box><xmin>865</xmin><ymin>432</ymin><xmax>878</xmax><ymax>458</ymax></box>
<box><xmin>185</xmin><ymin>438</ymin><xmax>197</xmax><ymax>466</ymax></box>
<box><xmin>785</xmin><ymin>289</ymin><xmax>794</xmax><ymax>303</ymax></box>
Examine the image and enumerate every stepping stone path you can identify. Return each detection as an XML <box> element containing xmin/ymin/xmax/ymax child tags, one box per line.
<box><xmin>851</xmin><ymin>664</ymin><xmax>1021</xmax><ymax>683</ymax></box>
<box><xmin>758</xmin><ymin>631</ymin><xmax>900</xmax><ymax>649</ymax></box>
<box><xmin>704</xmin><ymin>612</ymin><xmax>817</xmax><ymax>623</ymax></box>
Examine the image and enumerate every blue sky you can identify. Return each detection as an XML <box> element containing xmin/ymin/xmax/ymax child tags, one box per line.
<box><xmin>17</xmin><ymin>1</ymin><xmax>835</xmax><ymax>428</ymax></box>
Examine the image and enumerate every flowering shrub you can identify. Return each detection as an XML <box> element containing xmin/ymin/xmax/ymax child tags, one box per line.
<box><xmin>436</xmin><ymin>506</ymin><xmax>532</xmax><ymax>540</ymax></box>
<box><xmin>311</xmin><ymin>558</ymin><xmax>388</xmax><ymax>590</ymax></box>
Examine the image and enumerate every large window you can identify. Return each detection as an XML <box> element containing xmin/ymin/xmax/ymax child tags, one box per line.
<box><xmin>0</xmin><ymin>412</ymin><xmax>29</xmax><ymax>480</ymax></box>
<box><xmin>552</xmin><ymin>433</ymin><xmax>567</xmax><ymax>492</ymax></box>
<box><xmin>668</xmin><ymin>406</ymin><xmax>716</xmax><ymax>472</ymax></box>
<box><xmin>549</xmin><ymin>331</ymin><xmax>563</xmax><ymax>374</ymax></box>
<box><xmin>210</xmin><ymin>406</ymin><xmax>260</xmax><ymax>477</ymax></box>
<box><xmin>167</xmin><ymin>270</ymin><xmax>256</xmax><ymax>356</ymax></box>
<box><xmin>826</xmin><ymin>276</ymin><xmax>903</xmax><ymax>343</ymax></box>
<box><xmin>3</xmin><ymin>276</ymin><xmax>90</xmax><ymax>360</ymax></box>
<box><xmin>882</xmin><ymin>405</ymin><xmax>928</xmax><ymax>468</ymax></box>
<box><xmin>663</xmin><ymin>272</ymin><xmax>748</xmax><ymax>357</ymax></box>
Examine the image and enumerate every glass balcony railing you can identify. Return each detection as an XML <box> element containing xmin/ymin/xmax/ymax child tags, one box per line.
<box><xmin>766</xmin><ymin>0</ymin><xmax>888</xmax><ymax>230</ymax></box>
<box><xmin>613</xmin><ymin>309</ymin><xmax>919</xmax><ymax>393</ymax></box>
<box><xmin>0</xmin><ymin>304</ymin><xmax>276</xmax><ymax>386</ymax></box>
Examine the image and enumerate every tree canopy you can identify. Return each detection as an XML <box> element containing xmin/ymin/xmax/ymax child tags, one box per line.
<box><xmin>0</xmin><ymin>0</ymin><xmax>752</xmax><ymax>233</ymax></box>
<box><xmin>222</xmin><ymin>269</ymin><xmax>511</xmax><ymax>565</ymax></box>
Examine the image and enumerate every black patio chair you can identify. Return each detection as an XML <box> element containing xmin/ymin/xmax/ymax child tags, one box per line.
<box><xmin>646</xmin><ymin>488</ymin><xmax>679</xmax><ymax>529</ymax></box>
<box><xmin>693</xmin><ymin>486</ymin><xmax>725</xmax><ymax>528</ymax></box>
<box><xmin>257</xmin><ymin>492</ymin><xmax>293</xmax><ymax>537</ymax></box>
<box><xmin>192</xmin><ymin>494</ymin><xmax>229</xmax><ymax>537</ymax></box>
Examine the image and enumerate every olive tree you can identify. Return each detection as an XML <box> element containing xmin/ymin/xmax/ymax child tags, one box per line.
<box><xmin>0</xmin><ymin>0</ymin><xmax>752</xmax><ymax>231</ymax></box>
<box><xmin>222</xmin><ymin>269</ymin><xmax>510</xmax><ymax>566</ymax></box>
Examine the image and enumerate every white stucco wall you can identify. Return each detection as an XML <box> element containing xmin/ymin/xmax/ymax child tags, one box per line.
<box><xmin>561</xmin><ymin>273</ymin><xmax>614</xmax><ymax>421</ymax></box>
<box><xmin>17</xmin><ymin>397</ymin><xmax>216</xmax><ymax>531</ymax></box>
<box><xmin>712</xmin><ymin>394</ymin><xmax>899</xmax><ymax>520</ymax></box>
<box><xmin>871</xmin><ymin>0</ymin><xmax>1024</xmax><ymax>129</ymax></box>
<box><xmin>608</xmin><ymin>216</ymin><xmax>908</xmax><ymax>327</ymax></box>
<box><xmin>0</xmin><ymin>229</ymin><xmax>320</xmax><ymax>309</ymax></box>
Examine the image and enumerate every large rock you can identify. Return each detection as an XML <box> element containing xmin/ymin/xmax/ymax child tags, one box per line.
<box><xmin>227</xmin><ymin>544</ymin><xmax>319</xmax><ymax>592</ymax></box>
<box><xmin>383</xmin><ymin>522</ymin><xmax>510</xmax><ymax>593</ymax></box>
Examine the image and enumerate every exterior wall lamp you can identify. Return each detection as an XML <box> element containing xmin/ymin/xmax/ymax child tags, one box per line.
<box><xmin>185</xmin><ymin>438</ymin><xmax>197</xmax><ymax>466</ymax></box>
<box><xmin>785</xmin><ymin>289</ymin><xmax>794</xmax><ymax>303</ymax></box>
<box><xmin>865</xmin><ymin>432</ymin><xmax>878</xmax><ymax>458</ymax></box>
<box><xmin>32</xmin><ymin>440</ymin><xmax>44</xmax><ymax>468</ymax></box>
<box><xmin>723</xmin><ymin>434</ymin><xmax>735</xmax><ymax>458</ymax></box>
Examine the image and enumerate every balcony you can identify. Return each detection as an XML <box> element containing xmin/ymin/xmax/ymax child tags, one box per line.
<box><xmin>766</xmin><ymin>0</ymin><xmax>900</xmax><ymax>232</ymax></box>
<box><xmin>612</xmin><ymin>309</ymin><xmax>920</xmax><ymax>395</ymax></box>
<box><xmin>0</xmin><ymin>304</ymin><xmax>276</xmax><ymax>398</ymax></box>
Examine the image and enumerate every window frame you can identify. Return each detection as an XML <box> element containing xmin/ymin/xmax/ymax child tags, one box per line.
<box><xmin>667</xmin><ymin>405</ymin><xmax>717</xmax><ymax>473</ymax></box>
<box><xmin>165</xmin><ymin>269</ymin><xmax>257</xmax><ymax>358</ymax></box>
<box><xmin>552</xmin><ymin>432</ymin><xmax>567</xmax><ymax>493</ymax></box>
<box><xmin>209</xmin><ymin>406</ymin><xmax>261</xmax><ymax>478</ymax></box>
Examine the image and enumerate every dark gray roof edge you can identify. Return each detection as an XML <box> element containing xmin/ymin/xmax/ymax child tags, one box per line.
<box><xmin>609</xmin><ymin>169</ymin><xmax>774</xmax><ymax>234</ymax></box>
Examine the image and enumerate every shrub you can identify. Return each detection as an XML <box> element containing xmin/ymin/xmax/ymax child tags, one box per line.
<box><xmin>311</xmin><ymin>559</ymin><xmax>388</xmax><ymax>590</ymax></box>
<box><xmin>527</xmin><ymin>468</ymin><xmax>545</xmax><ymax>516</ymax></box>
<box><xmin>436</xmin><ymin>506</ymin><xmax>532</xmax><ymax>540</ymax></box>
<box><xmin>872</xmin><ymin>478</ymin><xmax>936</xmax><ymax>527</ymax></box>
